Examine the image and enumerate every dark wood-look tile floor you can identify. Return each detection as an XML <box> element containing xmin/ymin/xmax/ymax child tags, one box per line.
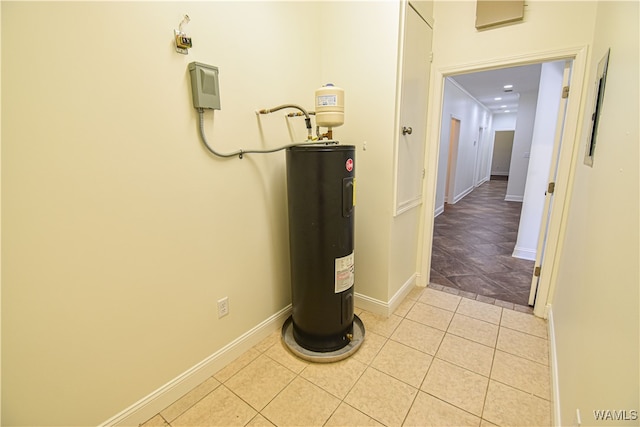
<box><xmin>430</xmin><ymin>178</ymin><xmax>535</xmax><ymax>308</ymax></box>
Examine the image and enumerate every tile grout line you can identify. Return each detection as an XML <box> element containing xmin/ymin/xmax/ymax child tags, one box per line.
<box><xmin>478</xmin><ymin>303</ymin><xmax>503</xmax><ymax>425</ymax></box>
<box><xmin>146</xmin><ymin>286</ymin><xmax>550</xmax><ymax>426</ymax></box>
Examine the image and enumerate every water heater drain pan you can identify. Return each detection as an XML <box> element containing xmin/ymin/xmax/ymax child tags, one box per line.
<box><xmin>281</xmin><ymin>315</ymin><xmax>365</xmax><ymax>363</ymax></box>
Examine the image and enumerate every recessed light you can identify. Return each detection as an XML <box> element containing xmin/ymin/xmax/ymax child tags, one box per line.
<box><xmin>494</xmin><ymin>97</ymin><xmax>502</xmax><ymax>101</ymax></box>
<box><xmin>500</xmin><ymin>105</ymin><xmax>507</xmax><ymax>108</ymax></box>
<box><xmin>505</xmin><ymin>110</ymin><xmax>511</xmax><ymax>113</ymax></box>
<box><xmin>503</xmin><ymin>84</ymin><xmax>513</xmax><ymax>89</ymax></box>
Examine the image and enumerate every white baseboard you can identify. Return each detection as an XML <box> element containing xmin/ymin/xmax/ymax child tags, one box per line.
<box><xmin>547</xmin><ymin>306</ymin><xmax>562</xmax><ymax>427</ymax></box>
<box><xmin>452</xmin><ymin>186</ymin><xmax>474</xmax><ymax>204</ymax></box>
<box><xmin>388</xmin><ymin>274</ymin><xmax>418</xmax><ymax>315</ymax></box>
<box><xmin>434</xmin><ymin>204</ymin><xmax>445</xmax><ymax>218</ymax></box>
<box><xmin>504</xmin><ymin>194</ymin><xmax>524</xmax><ymax>202</ymax></box>
<box><xmin>355</xmin><ymin>274</ymin><xmax>417</xmax><ymax>317</ymax></box>
<box><xmin>355</xmin><ymin>292</ymin><xmax>388</xmax><ymax>316</ymax></box>
<box><xmin>100</xmin><ymin>305</ymin><xmax>292</xmax><ymax>427</ymax></box>
<box><xmin>475</xmin><ymin>176</ymin><xmax>490</xmax><ymax>187</ymax></box>
<box><xmin>512</xmin><ymin>246</ymin><xmax>537</xmax><ymax>261</ymax></box>
<box><xmin>103</xmin><ymin>276</ymin><xmax>421</xmax><ymax>426</ymax></box>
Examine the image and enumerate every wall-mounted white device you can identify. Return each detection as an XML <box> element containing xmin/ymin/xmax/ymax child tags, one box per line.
<box><xmin>188</xmin><ymin>62</ymin><xmax>221</xmax><ymax>110</ymax></box>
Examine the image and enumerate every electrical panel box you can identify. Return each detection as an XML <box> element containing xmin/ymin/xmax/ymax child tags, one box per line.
<box><xmin>188</xmin><ymin>62</ymin><xmax>221</xmax><ymax>110</ymax></box>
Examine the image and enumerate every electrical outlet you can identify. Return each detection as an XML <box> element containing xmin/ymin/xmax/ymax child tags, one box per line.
<box><xmin>217</xmin><ymin>297</ymin><xmax>229</xmax><ymax>318</ymax></box>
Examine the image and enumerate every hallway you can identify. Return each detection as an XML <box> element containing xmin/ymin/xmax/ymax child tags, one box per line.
<box><xmin>430</xmin><ymin>178</ymin><xmax>535</xmax><ymax>308</ymax></box>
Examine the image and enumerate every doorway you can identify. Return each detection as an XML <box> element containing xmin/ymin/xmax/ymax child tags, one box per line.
<box><xmin>491</xmin><ymin>130</ymin><xmax>515</xmax><ymax>178</ymax></box>
<box><xmin>427</xmin><ymin>59</ymin><xmax>573</xmax><ymax>311</ymax></box>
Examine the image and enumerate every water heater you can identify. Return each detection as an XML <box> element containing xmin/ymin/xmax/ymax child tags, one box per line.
<box><xmin>282</xmin><ymin>145</ymin><xmax>364</xmax><ymax>361</ymax></box>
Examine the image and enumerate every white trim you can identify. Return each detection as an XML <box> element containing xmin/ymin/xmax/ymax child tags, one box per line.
<box><xmin>388</xmin><ymin>273</ymin><xmax>418</xmax><ymax>315</ymax></box>
<box><xmin>475</xmin><ymin>176</ymin><xmax>490</xmax><ymax>187</ymax></box>
<box><xmin>447</xmin><ymin>78</ymin><xmax>493</xmax><ymax>115</ymax></box>
<box><xmin>355</xmin><ymin>292</ymin><xmax>388</xmax><ymax>316</ymax></box>
<box><xmin>396</xmin><ymin>197</ymin><xmax>423</xmax><ymax>216</ymax></box>
<box><xmin>355</xmin><ymin>273</ymin><xmax>417</xmax><ymax>317</ymax></box>
<box><xmin>512</xmin><ymin>246</ymin><xmax>537</xmax><ymax>261</ymax></box>
<box><xmin>434</xmin><ymin>204</ymin><xmax>445</xmax><ymax>217</ymax></box>
<box><xmin>504</xmin><ymin>194</ymin><xmax>524</xmax><ymax>202</ymax></box>
<box><xmin>100</xmin><ymin>305</ymin><xmax>292</xmax><ymax>427</ymax></box>
<box><xmin>547</xmin><ymin>306</ymin><xmax>562</xmax><ymax>427</ymax></box>
<box><xmin>452</xmin><ymin>185</ymin><xmax>474</xmax><ymax>204</ymax></box>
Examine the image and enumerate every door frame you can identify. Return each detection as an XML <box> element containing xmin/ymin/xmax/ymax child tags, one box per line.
<box><xmin>528</xmin><ymin>60</ymin><xmax>574</xmax><ymax>306</ymax></box>
<box><xmin>419</xmin><ymin>46</ymin><xmax>589</xmax><ymax>318</ymax></box>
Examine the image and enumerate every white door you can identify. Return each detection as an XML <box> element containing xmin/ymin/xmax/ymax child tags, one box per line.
<box><xmin>529</xmin><ymin>61</ymin><xmax>573</xmax><ymax>306</ymax></box>
<box><xmin>395</xmin><ymin>4</ymin><xmax>432</xmax><ymax>214</ymax></box>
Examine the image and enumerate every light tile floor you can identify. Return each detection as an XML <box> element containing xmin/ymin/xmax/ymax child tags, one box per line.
<box><xmin>141</xmin><ymin>286</ymin><xmax>551</xmax><ymax>427</ymax></box>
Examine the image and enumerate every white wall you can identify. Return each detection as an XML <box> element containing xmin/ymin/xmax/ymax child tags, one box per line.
<box><xmin>513</xmin><ymin>60</ymin><xmax>565</xmax><ymax>260</ymax></box>
<box><xmin>435</xmin><ymin>78</ymin><xmax>492</xmax><ymax>214</ymax></box>
<box><xmin>504</xmin><ymin>88</ymin><xmax>539</xmax><ymax>201</ymax></box>
<box><xmin>492</xmin><ymin>112</ymin><xmax>517</xmax><ymax>131</ymax></box>
<box><xmin>550</xmin><ymin>1</ymin><xmax>639</xmax><ymax>425</ymax></box>
<box><xmin>474</xmin><ymin>116</ymin><xmax>494</xmax><ymax>185</ymax></box>
<box><xmin>1</xmin><ymin>2</ymin><xmax>404</xmax><ymax>424</ymax></box>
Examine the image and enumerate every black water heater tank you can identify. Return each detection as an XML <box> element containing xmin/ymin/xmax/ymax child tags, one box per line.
<box><xmin>286</xmin><ymin>144</ymin><xmax>355</xmax><ymax>352</ymax></box>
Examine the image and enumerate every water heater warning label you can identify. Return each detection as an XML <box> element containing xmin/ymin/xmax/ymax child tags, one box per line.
<box><xmin>317</xmin><ymin>94</ymin><xmax>338</xmax><ymax>107</ymax></box>
<box><xmin>335</xmin><ymin>252</ymin><xmax>355</xmax><ymax>293</ymax></box>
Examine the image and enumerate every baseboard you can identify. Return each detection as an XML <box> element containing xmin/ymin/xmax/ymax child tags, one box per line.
<box><xmin>355</xmin><ymin>273</ymin><xmax>417</xmax><ymax>317</ymax></box>
<box><xmin>547</xmin><ymin>306</ymin><xmax>562</xmax><ymax>427</ymax></box>
<box><xmin>434</xmin><ymin>204</ymin><xmax>445</xmax><ymax>218</ymax></box>
<box><xmin>452</xmin><ymin>186</ymin><xmax>474</xmax><ymax>204</ymax></box>
<box><xmin>475</xmin><ymin>176</ymin><xmax>490</xmax><ymax>187</ymax></box>
<box><xmin>355</xmin><ymin>292</ymin><xmax>388</xmax><ymax>316</ymax></box>
<box><xmin>100</xmin><ymin>305</ymin><xmax>292</xmax><ymax>427</ymax></box>
<box><xmin>504</xmin><ymin>194</ymin><xmax>524</xmax><ymax>202</ymax></box>
<box><xmin>388</xmin><ymin>273</ymin><xmax>418</xmax><ymax>316</ymax></box>
<box><xmin>512</xmin><ymin>246</ymin><xmax>536</xmax><ymax>261</ymax></box>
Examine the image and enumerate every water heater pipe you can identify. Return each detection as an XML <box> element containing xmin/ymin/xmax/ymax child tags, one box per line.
<box><xmin>197</xmin><ymin>108</ymin><xmax>332</xmax><ymax>159</ymax></box>
<box><xmin>258</xmin><ymin>104</ymin><xmax>313</xmax><ymax>141</ymax></box>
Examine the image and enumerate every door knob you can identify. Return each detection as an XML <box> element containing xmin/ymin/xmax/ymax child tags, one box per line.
<box><xmin>402</xmin><ymin>126</ymin><xmax>413</xmax><ymax>135</ymax></box>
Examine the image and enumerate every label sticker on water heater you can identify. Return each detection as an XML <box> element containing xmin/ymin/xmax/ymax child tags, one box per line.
<box><xmin>317</xmin><ymin>94</ymin><xmax>338</xmax><ymax>107</ymax></box>
<box><xmin>335</xmin><ymin>252</ymin><xmax>355</xmax><ymax>293</ymax></box>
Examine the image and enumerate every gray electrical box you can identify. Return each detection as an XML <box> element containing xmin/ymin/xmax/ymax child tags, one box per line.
<box><xmin>188</xmin><ymin>62</ymin><xmax>221</xmax><ymax>110</ymax></box>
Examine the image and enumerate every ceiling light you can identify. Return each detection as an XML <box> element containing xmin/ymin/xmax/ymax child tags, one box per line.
<box><xmin>500</xmin><ymin>105</ymin><xmax>507</xmax><ymax>108</ymax></box>
<box><xmin>505</xmin><ymin>110</ymin><xmax>511</xmax><ymax>113</ymax></box>
<box><xmin>503</xmin><ymin>84</ymin><xmax>513</xmax><ymax>89</ymax></box>
<box><xmin>494</xmin><ymin>97</ymin><xmax>502</xmax><ymax>101</ymax></box>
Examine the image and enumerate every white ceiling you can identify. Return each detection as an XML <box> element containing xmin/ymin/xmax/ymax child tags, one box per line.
<box><xmin>449</xmin><ymin>63</ymin><xmax>542</xmax><ymax>114</ymax></box>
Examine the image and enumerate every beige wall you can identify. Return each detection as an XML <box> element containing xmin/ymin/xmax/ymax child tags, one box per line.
<box><xmin>316</xmin><ymin>1</ymin><xmax>402</xmax><ymax>303</ymax></box>
<box><xmin>551</xmin><ymin>1</ymin><xmax>639</xmax><ymax>425</ymax></box>
<box><xmin>1</xmin><ymin>1</ymin><xmax>406</xmax><ymax>424</ymax></box>
<box><xmin>4</xmin><ymin>1</ymin><xmax>636</xmax><ymax>425</ymax></box>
